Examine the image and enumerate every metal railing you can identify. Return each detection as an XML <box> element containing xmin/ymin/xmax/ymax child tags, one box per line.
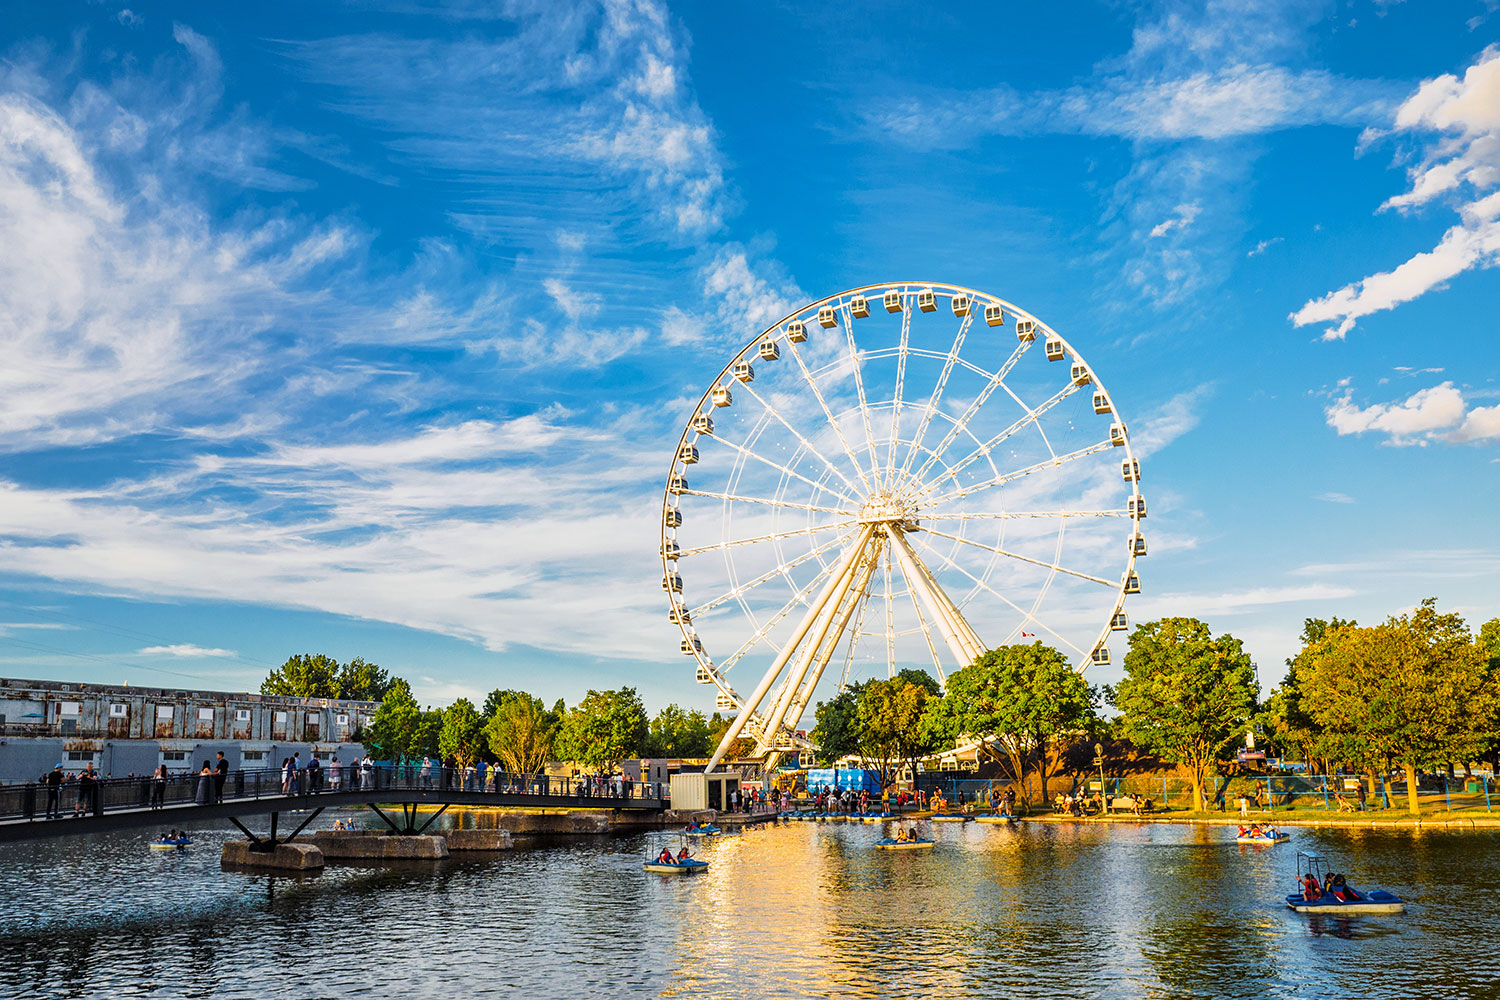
<box><xmin>0</xmin><ymin>764</ymin><xmax>665</xmax><ymax>824</ymax></box>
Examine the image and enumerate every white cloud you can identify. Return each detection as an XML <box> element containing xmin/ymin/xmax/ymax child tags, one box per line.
<box><xmin>1149</xmin><ymin>203</ymin><xmax>1199</xmax><ymax>238</ymax></box>
<box><xmin>1247</xmin><ymin>236</ymin><xmax>1283</xmax><ymax>256</ymax></box>
<box><xmin>1293</xmin><ymin>47</ymin><xmax>1500</xmax><ymax>337</ymax></box>
<box><xmin>137</xmin><ymin>644</ymin><xmax>237</xmax><ymax>658</ymax></box>
<box><xmin>1322</xmin><ymin>380</ymin><xmax>1500</xmax><ymax>445</ymax></box>
<box><xmin>1135</xmin><ymin>583</ymin><xmax>1357</xmax><ymax>619</ymax></box>
<box><xmin>1314</xmin><ymin>491</ymin><xmax>1355</xmax><ymax>503</ymax></box>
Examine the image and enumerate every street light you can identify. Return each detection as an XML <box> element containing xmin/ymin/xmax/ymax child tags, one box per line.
<box><xmin>1094</xmin><ymin>743</ymin><xmax>1106</xmax><ymax>815</ymax></box>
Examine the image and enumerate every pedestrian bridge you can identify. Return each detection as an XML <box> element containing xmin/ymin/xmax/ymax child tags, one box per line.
<box><xmin>0</xmin><ymin>766</ymin><xmax>666</xmax><ymax>846</ymax></box>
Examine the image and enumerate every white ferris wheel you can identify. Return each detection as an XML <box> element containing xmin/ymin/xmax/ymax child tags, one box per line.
<box><xmin>660</xmin><ymin>282</ymin><xmax>1145</xmax><ymax>771</ymax></box>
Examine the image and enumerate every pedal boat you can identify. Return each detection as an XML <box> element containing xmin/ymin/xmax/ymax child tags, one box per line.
<box><xmin>930</xmin><ymin>813</ymin><xmax>973</xmax><ymax>823</ymax></box>
<box><xmin>149</xmin><ymin>837</ymin><xmax>192</xmax><ymax>850</ymax></box>
<box><xmin>875</xmin><ymin>837</ymin><xmax>935</xmax><ymax>850</ymax></box>
<box><xmin>682</xmin><ymin>824</ymin><xmax>722</xmax><ymax>837</ymax></box>
<box><xmin>1236</xmin><ymin>829</ymin><xmax>1289</xmax><ymax>845</ymax></box>
<box><xmin>976</xmin><ymin>814</ymin><xmax>1015</xmax><ymax>825</ymax></box>
<box><xmin>644</xmin><ymin>858</ymin><xmax>710</xmax><ymax>874</ymax></box>
<box><xmin>1286</xmin><ymin>850</ymin><xmax>1404</xmax><ymax>914</ymax></box>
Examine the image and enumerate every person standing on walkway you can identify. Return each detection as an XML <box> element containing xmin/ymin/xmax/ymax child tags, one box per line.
<box><xmin>329</xmin><ymin>755</ymin><xmax>342</xmax><ymax>792</ymax></box>
<box><xmin>151</xmin><ymin>764</ymin><xmax>168</xmax><ymax>809</ymax></box>
<box><xmin>307</xmin><ymin>754</ymin><xmax>322</xmax><ymax>794</ymax></box>
<box><xmin>73</xmin><ymin>763</ymin><xmax>98</xmax><ymax>818</ymax></box>
<box><xmin>291</xmin><ymin>752</ymin><xmax>302</xmax><ymax>793</ymax></box>
<box><xmin>194</xmin><ymin>761</ymin><xmax>212</xmax><ymax>805</ymax></box>
<box><xmin>214</xmin><ymin>752</ymin><xmax>229</xmax><ymax>803</ymax></box>
<box><xmin>420</xmin><ymin>756</ymin><xmax>433</xmax><ymax>789</ymax></box>
<box><xmin>44</xmin><ymin>763</ymin><xmax>63</xmax><ymax>819</ymax></box>
<box><xmin>361</xmin><ymin>754</ymin><xmax>374</xmax><ymax>790</ymax></box>
<box><xmin>281</xmin><ymin>756</ymin><xmax>294</xmax><ymax>794</ymax></box>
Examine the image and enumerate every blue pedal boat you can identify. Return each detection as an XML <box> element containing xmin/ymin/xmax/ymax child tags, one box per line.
<box><xmin>1286</xmin><ymin>851</ymin><xmax>1405</xmax><ymax>914</ymax></box>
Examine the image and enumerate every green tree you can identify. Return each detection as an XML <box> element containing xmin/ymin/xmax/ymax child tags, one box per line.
<box><xmin>857</xmin><ymin>676</ymin><xmax>938</xmax><ymax>785</ymax></box>
<box><xmin>922</xmin><ymin>643</ymin><xmax>1093</xmax><ymax>803</ymax></box>
<box><xmin>482</xmin><ymin>688</ymin><xmax>527</xmax><ymax>719</ymax></box>
<box><xmin>365</xmin><ymin>678</ymin><xmax>421</xmax><ymax>761</ymax></box>
<box><xmin>438</xmin><ymin>698</ymin><xmax>485</xmax><ymax>770</ymax></box>
<box><xmin>1111</xmin><ymin>619</ymin><xmax>1256</xmax><ymax>812</ymax></box>
<box><xmin>411</xmin><ymin>709</ymin><xmax>443</xmax><ymax>760</ymax></box>
<box><xmin>553</xmin><ymin>688</ymin><xmax>649</xmax><ymax>773</ymax></box>
<box><xmin>1300</xmin><ymin>599</ymin><xmax>1498</xmax><ymax>814</ymax></box>
<box><xmin>706</xmin><ymin>711</ymin><xmax>755</xmax><ymax>762</ymax></box>
<box><xmin>645</xmin><ymin>704</ymin><xmax>713</xmax><ymax>758</ymax></box>
<box><xmin>336</xmin><ymin>657</ymin><xmax>392</xmax><ymax>701</ymax></box>
<box><xmin>261</xmin><ymin>653</ymin><xmax>341</xmax><ymax>698</ymax></box>
<box><xmin>484</xmin><ymin>692</ymin><xmax>560</xmax><ymax>774</ymax></box>
<box><xmin>811</xmin><ymin>686</ymin><xmax>862</xmax><ymax>766</ymax></box>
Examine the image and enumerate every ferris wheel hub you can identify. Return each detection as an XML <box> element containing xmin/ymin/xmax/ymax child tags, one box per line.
<box><xmin>855</xmin><ymin>493</ymin><xmax>916</xmax><ymax>526</ymax></box>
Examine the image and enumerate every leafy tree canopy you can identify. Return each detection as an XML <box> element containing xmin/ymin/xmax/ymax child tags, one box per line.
<box><xmin>645</xmin><ymin>704</ymin><xmax>713</xmax><ymax>758</ymax></box>
<box><xmin>553</xmin><ymin>688</ymin><xmax>649</xmax><ymax>772</ymax></box>
<box><xmin>260</xmin><ymin>654</ymin><xmax>392</xmax><ymax>702</ymax></box>
<box><xmin>438</xmin><ymin>698</ymin><xmax>485</xmax><ymax>767</ymax></box>
<box><xmin>857</xmin><ymin>676</ymin><xmax>939</xmax><ymax>784</ymax></box>
<box><xmin>484</xmin><ymin>692</ymin><xmax>560</xmax><ymax>774</ymax></box>
<box><xmin>1300</xmin><ymin>598</ymin><xmax>1498</xmax><ymax>813</ymax></box>
<box><xmin>922</xmin><ymin>642</ymin><xmax>1092</xmax><ymax>801</ymax></box>
<box><xmin>365</xmin><ymin>678</ymin><xmax>421</xmax><ymax>761</ymax></box>
<box><xmin>1110</xmin><ymin>618</ymin><xmax>1256</xmax><ymax>811</ymax></box>
<box><xmin>811</xmin><ymin>686</ymin><xmax>862</xmax><ymax>766</ymax></box>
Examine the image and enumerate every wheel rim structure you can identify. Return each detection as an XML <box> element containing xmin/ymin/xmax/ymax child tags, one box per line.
<box><xmin>660</xmin><ymin>282</ymin><xmax>1145</xmax><ymax>772</ymax></box>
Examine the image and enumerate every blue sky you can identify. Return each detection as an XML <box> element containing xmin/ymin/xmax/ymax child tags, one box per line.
<box><xmin>0</xmin><ymin>0</ymin><xmax>1496</xmax><ymax>713</ymax></box>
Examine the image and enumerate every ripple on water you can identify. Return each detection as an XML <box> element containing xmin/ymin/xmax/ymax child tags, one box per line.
<box><xmin>0</xmin><ymin>814</ymin><xmax>1497</xmax><ymax>999</ymax></box>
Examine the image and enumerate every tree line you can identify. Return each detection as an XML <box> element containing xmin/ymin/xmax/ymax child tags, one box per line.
<box><xmin>809</xmin><ymin>599</ymin><xmax>1500</xmax><ymax>815</ymax></box>
<box><xmin>259</xmin><ymin>655</ymin><xmax>738</xmax><ymax>776</ymax></box>
<box><xmin>264</xmin><ymin>597</ymin><xmax>1499</xmax><ymax>815</ymax></box>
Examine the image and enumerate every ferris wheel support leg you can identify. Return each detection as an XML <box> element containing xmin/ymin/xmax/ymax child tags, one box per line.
<box><xmin>705</xmin><ymin>525</ymin><xmax>877</xmax><ymax>774</ymax></box>
<box><xmin>756</xmin><ymin>540</ymin><xmax>881</xmax><ymax>755</ymax></box>
<box><xmin>780</xmin><ymin>547</ymin><xmax>881</xmax><ymax>739</ymax></box>
<box><xmin>887</xmin><ymin>526</ymin><xmax>986</xmax><ymax>670</ymax></box>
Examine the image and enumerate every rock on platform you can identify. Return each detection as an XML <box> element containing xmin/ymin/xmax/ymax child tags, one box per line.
<box><xmin>221</xmin><ymin>840</ymin><xmax>325</xmax><ymax>871</ymax></box>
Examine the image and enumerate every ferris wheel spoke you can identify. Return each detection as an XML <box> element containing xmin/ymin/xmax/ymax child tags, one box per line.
<box><xmin>736</xmin><ymin>381</ymin><xmax>864</xmax><ymax>495</ymax></box>
<box><xmin>677</xmin><ymin>521</ymin><xmax>848</xmax><ymax>558</ymax></box>
<box><xmin>688</xmin><ymin>529</ymin><xmax>855</xmax><ymax>618</ymax></box>
<box><xmin>918</xmin><ymin>525</ymin><xmax>1116</xmax><ymax>587</ymax></box>
<box><xmin>783</xmin><ymin>334</ymin><xmax>877</xmax><ymax>493</ymax></box>
<box><xmin>922</xmin><ymin>508</ymin><xmax>1129</xmax><ymax>521</ymax></box>
<box><xmin>897</xmin><ymin>309</ymin><xmax>975</xmax><ymax>484</ymax></box>
<box><xmin>714</xmin><ymin>538</ymin><xmax>865</xmax><ymax>674</ymax></box>
<box><xmin>883</xmin><ymin>302</ymin><xmax>913</xmax><ymax>493</ymax></box>
<box><xmin>906</xmin><ymin>337</ymin><xmax>1032</xmax><ymax>488</ymax></box>
<box><xmin>914</xmin><ymin>438</ymin><xmax>1114</xmax><ymax>510</ymax></box>
<box><xmin>677</xmin><ymin>489</ymin><xmax>855</xmax><ymax>517</ymax></box>
<box><xmin>839</xmin><ymin>300</ymin><xmax>886</xmax><ymax>488</ymax></box>
<box><xmin>906</xmin><ymin>382</ymin><xmax>1082</xmax><ymax>503</ymax></box>
<box><xmin>705</xmin><ymin>433</ymin><xmax>858</xmax><ymax>506</ymax></box>
<box><xmin>910</xmin><ymin>535</ymin><xmax>1089</xmax><ymax>659</ymax></box>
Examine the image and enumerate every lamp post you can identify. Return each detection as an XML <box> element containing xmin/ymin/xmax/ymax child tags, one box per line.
<box><xmin>1094</xmin><ymin>743</ymin><xmax>1106</xmax><ymax>815</ymax></box>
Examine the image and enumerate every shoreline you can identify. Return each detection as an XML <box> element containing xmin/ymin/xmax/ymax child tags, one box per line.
<box><xmin>1023</xmin><ymin>811</ymin><xmax>1500</xmax><ymax>831</ymax></box>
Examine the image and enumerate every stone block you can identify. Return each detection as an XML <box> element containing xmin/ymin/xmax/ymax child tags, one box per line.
<box><xmin>444</xmin><ymin>829</ymin><xmax>514</xmax><ymax>851</ymax></box>
<box><xmin>309</xmin><ymin>831</ymin><xmax>448</xmax><ymax>859</ymax></box>
<box><xmin>221</xmin><ymin>840</ymin><xmax>324</xmax><ymax>871</ymax></box>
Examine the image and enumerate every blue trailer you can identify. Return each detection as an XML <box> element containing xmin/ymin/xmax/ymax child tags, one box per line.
<box><xmin>806</xmin><ymin>767</ymin><xmax>882</xmax><ymax>796</ymax></box>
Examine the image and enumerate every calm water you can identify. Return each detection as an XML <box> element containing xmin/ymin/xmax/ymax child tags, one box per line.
<box><xmin>0</xmin><ymin>813</ymin><xmax>1495</xmax><ymax>999</ymax></box>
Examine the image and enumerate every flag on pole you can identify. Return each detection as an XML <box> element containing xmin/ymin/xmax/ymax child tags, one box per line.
<box><xmin>1021</xmin><ymin>631</ymin><xmax>1034</xmax><ymax>638</ymax></box>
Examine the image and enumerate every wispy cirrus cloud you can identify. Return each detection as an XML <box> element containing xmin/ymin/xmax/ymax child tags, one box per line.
<box><xmin>136</xmin><ymin>644</ymin><xmax>237</xmax><ymax>658</ymax></box>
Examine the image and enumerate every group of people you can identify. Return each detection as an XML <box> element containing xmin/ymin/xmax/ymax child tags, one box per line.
<box><xmin>655</xmin><ymin>845</ymin><xmax>693</xmax><ymax>865</ymax></box>
<box><xmin>155</xmin><ymin>828</ymin><xmax>188</xmax><ymax>844</ymax></box>
<box><xmin>40</xmin><ymin>762</ymin><xmax>100</xmax><ymax>819</ymax></box>
<box><xmin>280</xmin><ymin>752</ymin><xmax>376</xmax><ymax>795</ymax></box>
<box><xmin>1301</xmin><ymin>871</ymin><xmax>1361</xmax><ymax>903</ymax></box>
<box><xmin>1237</xmin><ymin>823</ymin><xmax>1279</xmax><ymax>839</ymax></box>
<box><xmin>890</xmin><ymin>826</ymin><xmax>923</xmax><ymax>843</ymax></box>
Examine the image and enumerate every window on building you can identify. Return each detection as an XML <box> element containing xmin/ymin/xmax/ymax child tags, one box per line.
<box><xmin>156</xmin><ymin>706</ymin><xmax>174</xmax><ymax>720</ymax></box>
<box><xmin>59</xmin><ymin>702</ymin><xmax>81</xmax><ymax>716</ymax></box>
<box><xmin>109</xmin><ymin>703</ymin><xmax>128</xmax><ymax>718</ymax></box>
<box><xmin>235</xmin><ymin>709</ymin><xmax>251</xmax><ymax>723</ymax></box>
<box><xmin>197</xmin><ymin>708</ymin><xmax>214</xmax><ymax>722</ymax></box>
<box><xmin>161</xmin><ymin>751</ymin><xmax>188</xmax><ymax>763</ymax></box>
<box><xmin>306</xmin><ymin>713</ymin><xmax>320</xmax><ymax>725</ymax></box>
<box><xmin>241</xmin><ymin>750</ymin><xmax>267</xmax><ymax>763</ymax></box>
<box><xmin>274</xmin><ymin>711</ymin><xmax>288</xmax><ymax>724</ymax></box>
<box><xmin>336</xmin><ymin>714</ymin><xmax>349</xmax><ymax>726</ymax></box>
<box><xmin>65</xmin><ymin>750</ymin><xmax>97</xmax><ymax>762</ymax></box>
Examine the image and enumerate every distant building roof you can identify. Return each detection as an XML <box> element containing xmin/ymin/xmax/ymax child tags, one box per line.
<box><xmin>0</xmin><ymin>676</ymin><xmax>378</xmax><ymax>710</ymax></box>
